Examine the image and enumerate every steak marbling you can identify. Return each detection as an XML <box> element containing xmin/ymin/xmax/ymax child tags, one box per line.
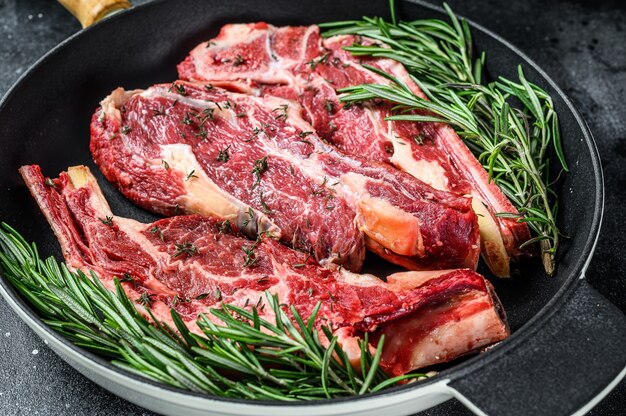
<box><xmin>91</xmin><ymin>81</ymin><xmax>480</xmax><ymax>272</ymax></box>
<box><xmin>19</xmin><ymin>164</ymin><xmax>509</xmax><ymax>376</ymax></box>
<box><xmin>178</xmin><ymin>23</ymin><xmax>532</xmax><ymax>277</ymax></box>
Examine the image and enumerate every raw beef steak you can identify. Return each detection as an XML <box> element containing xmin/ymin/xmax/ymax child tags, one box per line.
<box><xmin>178</xmin><ymin>23</ymin><xmax>532</xmax><ymax>277</ymax></box>
<box><xmin>20</xmin><ymin>164</ymin><xmax>509</xmax><ymax>376</ymax></box>
<box><xmin>90</xmin><ymin>82</ymin><xmax>480</xmax><ymax>272</ymax></box>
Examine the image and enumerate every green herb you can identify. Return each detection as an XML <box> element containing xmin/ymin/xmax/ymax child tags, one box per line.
<box><xmin>273</xmin><ymin>104</ymin><xmax>289</xmax><ymax>121</ymax></box>
<box><xmin>251</xmin><ymin>156</ymin><xmax>269</xmax><ymax>185</ymax></box>
<box><xmin>299</xmin><ymin>131</ymin><xmax>314</xmax><ymax>138</ymax></box>
<box><xmin>217</xmin><ymin>146</ymin><xmax>231</xmax><ymax>163</ymax></box>
<box><xmin>44</xmin><ymin>178</ymin><xmax>57</xmax><ymax>188</ymax></box>
<box><xmin>413</xmin><ymin>132</ymin><xmax>425</xmax><ymax>146</ymax></box>
<box><xmin>218</xmin><ymin>219</ymin><xmax>232</xmax><ymax>234</ymax></box>
<box><xmin>212</xmin><ymin>100</ymin><xmax>222</xmax><ymax>111</ymax></box>
<box><xmin>233</xmin><ymin>54</ymin><xmax>244</xmax><ymax>66</ymax></box>
<box><xmin>99</xmin><ymin>216</ymin><xmax>114</xmax><ymax>226</ymax></box>
<box><xmin>245</xmin><ymin>126</ymin><xmax>263</xmax><ymax>142</ymax></box>
<box><xmin>169</xmin><ymin>82</ymin><xmax>187</xmax><ymax>96</ymax></box>
<box><xmin>196</xmin><ymin>293</ymin><xmax>210</xmax><ymax>300</ymax></box>
<box><xmin>196</xmin><ymin>108</ymin><xmax>215</xmax><ymax>124</ymax></box>
<box><xmin>120</xmin><ymin>273</ymin><xmax>137</xmax><ymax>285</ymax></box>
<box><xmin>171</xmin><ymin>242</ymin><xmax>199</xmax><ymax>258</ymax></box>
<box><xmin>324</xmin><ymin>99</ymin><xmax>335</xmax><ymax>113</ymax></box>
<box><xmin>242</xmin><ymin>237</ymin><xmax>261</xmax><ymax>267</ymax></box>
<box><xmin>322</xmin><ymin>1</ymin><xmax>567</xmax><ymax>274</ymax></box>
<box><xmin>137</xmin><ymin>292</ymin><xmax>154</xmax><ymax>308</ymax></box>
<box><xmin>120</xmin><ymin>125</ymin><xmax>131</xmax><ymax>135</ymax></box>
<box><xmin>236</xmin><ymin>112</ymin><xmax>247</xmax><ymax>118</ymax></box>
<box><xmin>194</xmin><ymin>127</ymin><xmax>208</xmax><ymax>140</ymax></box>
<box><xmin>259</xmin><ymin>191</ymin><xmax>272</xmax><ymax>214</ymax></box>
<box><xmin>181</xmin><ymin>112</ymin><xmax>194</xmax><ymax>125</ymax></box>
<box><xmin>152</xmin><ymin>106</ymin><xmax>167</xmax><ymax>116</ymax></box>
<box><xmin>307</xmin><ymin>51</ymin><xmax>330</xmax><ymax>69</ymax></box>
<box><xmin>185</xmin><ymin>170</ymin><xmax>198</xmax><ymax>181</ymax></box>
<box><xmin>242</xmin><ymin>207</ymin><xmax>255</xmax><ymax>227</ymax></box>
<box><xmin>162</xmin><ymin>160</ymin><xmax>170</xmax><ymax>170</ymax></box>
<box><xmin>205</xmin><ymin>84</ymin><xmax>214</xmax><ymax>91</ymax></box>
<box><xmin>311</xmin><ymin>177</ymin><xmax>328</xmax><ymax>196</ymax></box>
<box><xmin>150</xmin><ymin>225</ymin><xmax>164</xmax><ymax>241</ymax></box>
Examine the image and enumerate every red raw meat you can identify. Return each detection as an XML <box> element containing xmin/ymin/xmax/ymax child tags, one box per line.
<box><xmin>178</xmin><ymin>23</ymin><xmax>532</xmax><ymax>277</ymax></box>
<box><xmin>19</xmin><ymin>164</ymin><xmax>509</xmax><ymax>376</ymax></box>
<box><xmin>90</xmin><ymin>82</ymin><xmax>480</xmax><ymax>272</ymax></box>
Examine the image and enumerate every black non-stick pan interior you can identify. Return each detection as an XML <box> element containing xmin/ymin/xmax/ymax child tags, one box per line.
<box><xmin>0</xmin><ymin>0</ymin><xmax>602</xmax><ymax>383</ymax></box>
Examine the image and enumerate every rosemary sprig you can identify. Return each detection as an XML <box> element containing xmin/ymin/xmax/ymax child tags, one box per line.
<box><xmin>321</xmin><ymin>2</ymin><xmax>567</xmax><ymax>274</ymax></box>
<box><xmin>0</xmin><ymin>223</ymin><xmax>424</xmax><ymax>399</ymax></box>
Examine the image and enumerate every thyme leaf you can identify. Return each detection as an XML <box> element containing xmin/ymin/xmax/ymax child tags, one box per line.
<box><xmin>150</xmin><ymin>225</ymin><xmax>164</xmax><ymax>241</ymax></box>
<box><xmin>251</xmin><ymin>156</ymin><xmax>269</xmax><ymax>186</ymax></box>
<box><xmin>242</xmin><ymin>237</ymin><xmax>261</xmax><ymax>267</ymax></box>
<box><xmin>218</xmin><ymin>219</ymin><xmax>232</xmax><ymax>234</ymax></box>
<box><xmin>217</xmin><ymin>145</ymin><xmax>231</xmax><ymax>162</ymax></box>
<box><xmin>259</xmin><ymin>190</ymin><xmax>272</xmax><ymax>214</ymax></box>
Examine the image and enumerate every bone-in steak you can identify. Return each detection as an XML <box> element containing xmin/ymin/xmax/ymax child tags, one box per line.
<box><xmin>91</xmin><ymin>82</ymin><xmax>480</xmax><ymax>272</ymax></box>
<box><xmin>19</xmin><ymin>164</ymin><xmax>509</xmax><ymax>376</ymax></box>
<box><xmin>178</xmin><ymin>23</ymin><xmax>532</xmax><ymax>277</ymax></box>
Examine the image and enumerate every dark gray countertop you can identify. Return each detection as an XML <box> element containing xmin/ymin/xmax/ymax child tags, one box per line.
<box><xmin>0</xmin><ymin>0</ymin><xmax>624</xmax><ymax>414</ymax></box>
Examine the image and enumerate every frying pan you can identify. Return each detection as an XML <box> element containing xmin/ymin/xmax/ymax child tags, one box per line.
<box><xmin>0</xmin><ymin>0</ymin><xmax>624</xmax><ymax>415</ymax></box>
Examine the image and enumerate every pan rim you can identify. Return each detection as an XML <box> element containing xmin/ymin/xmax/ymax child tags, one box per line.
<box><xmin>0</xmin><ymin>0</ymin><xmax>605</xmax><ymax>409</ymax></box>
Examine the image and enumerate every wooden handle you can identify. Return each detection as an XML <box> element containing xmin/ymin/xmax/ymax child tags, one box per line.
<box><xmin>58</xmin><ymin>0</ymin><xmax>131</xmax><ymax>28</ymax></box>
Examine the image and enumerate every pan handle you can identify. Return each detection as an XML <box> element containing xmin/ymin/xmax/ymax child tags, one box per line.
<box><xmin>446</xmin><ymin>278</ymin><xmax>626</xmax><ymax>416</ymax></box>
<box><xmin>57</xmin><ymin>0</ymin><xmax>131</xmax><ymax>28</ymax></box>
